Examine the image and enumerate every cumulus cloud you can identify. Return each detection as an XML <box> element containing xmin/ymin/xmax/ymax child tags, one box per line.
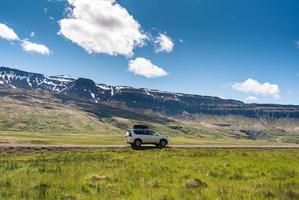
<box><xmin>0</xmin><ymin>23</ymin><xmax>19</xmax><ymax>41</ymax></box>
<box><xmin>128</xmin><ymin>57</ymin><xmax>168</xmax><ymax>78</ymax></box>
<box><xmin>58</xmin><ymin>0</ymin><xmax>148</xmax><ymax>57</ymax></box>
<box><xmin>21</xmin><ymin>40</ymin><xmax>51</xmax><ymax>55</ymax></box>
<box><xmin>0</xmin><ymin>22</ymin><xmax>51</xmax><ymax>56</ymax></box>
<box><xmin>154</xmin><ymin>33</ymin><xmax>174</xmax><ymax>53</ymax></box>
<box><xmin>245</xmin><ymin>96</ymin><xmax>258</xmax><ymax>101</ymax></box>
<box><xmin>232</xmin><ymin>78</ymin><xmax>280</xmax><ymax>98</ymax></box>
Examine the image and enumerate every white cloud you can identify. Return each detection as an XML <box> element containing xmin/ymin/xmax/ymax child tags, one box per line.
<box><xmin>44</xmin><ymin>8</ymin><xmax>48</xmax><ymax>15</ymax></box>
<box><xmin>154</xmin><ymin>33</ymin><xmax>174</xmax><ymax>53</ymax></box>
<box><xmin>245</xmin><ymin>96</ymin><xmax>258</xmax><ymax>101</ymax></box>
<box><xmin>21</xmin><ymin>40</ymin><xmax>51</xmax><ymax>55</ymax></box>
<box><xmin>58</xmin><ymin>0</ymin><xmax>148</xmax><ymax>57</ymax></box>
<box><xmin>232</xmin><ymin>78</ymin><xmax>280</xmax><ymax>98</ymax></box>
<box><xmin>128</xmin><ymin>57</ymin><xmax>168</xmax><ymax>78</ymax></box>
<box><xmin>49</xmin><ymin>16</ymin><xmax>55</xmax><ymax>21</ymax></box>
<box><xmin>0</xmin><ymin>23</ymin><xmax>19</xmax><ymax>41</ymax></box>
<box><xmin>218</xmin><ymin>94</ymin><xmax>226</xmax><ymax>99</ymax></box>
<box><xmin>295</xmin><ymin>40</ymin><xmax>299</xmax><ymax>48</ymax></box>
<box><xmin>0</xmin><ymin>23</ymin><xmax>51</xmax><ymax>56</ymax></box>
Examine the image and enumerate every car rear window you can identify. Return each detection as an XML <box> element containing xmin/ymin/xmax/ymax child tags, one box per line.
<box><xmin>134</xmin><ymin>130</ymin><xmax>146</xmax><ymax>135</ymax></box>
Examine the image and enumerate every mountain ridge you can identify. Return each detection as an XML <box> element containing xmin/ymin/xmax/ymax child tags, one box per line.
<box><xmin>1</xmin><ymin>66</ymin><xmax>299</xmax><ymax>119</ymax></box>
<box><xmin>0</xmin><ymin>66</ymin><xmax>241</xmax><ymax>102</ymax></box>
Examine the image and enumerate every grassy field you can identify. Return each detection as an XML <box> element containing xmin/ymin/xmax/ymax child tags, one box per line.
<box><xmin>0</xmin><ymin>149</ymin><xmax>298</xmax><ymax>200</ymax></box>
<box><xmin>0</xmin><ymin>131</ymin><xmax>292</xmax><ymax>145</ymax></box>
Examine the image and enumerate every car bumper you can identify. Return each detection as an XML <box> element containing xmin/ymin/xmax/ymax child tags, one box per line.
<box><xmin>124</xmin><ymin>136</ymin><xmax>134</xmax><ymax>144</ymax></box>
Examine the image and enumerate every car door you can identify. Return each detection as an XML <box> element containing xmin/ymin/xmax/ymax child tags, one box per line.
<box><xmin>134</xmin><ymin>130</ymin><xmax>148</xmax><ymax>143</ymax></box>
<box><xmin>146</xmin><ymin>130</ymin><xmax>158</xmax><ymax>143</ymax></box>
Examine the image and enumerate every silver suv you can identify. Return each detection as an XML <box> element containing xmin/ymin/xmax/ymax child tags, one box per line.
<box><xmin>125</xmin><ymin>125</ymin><xmax>169</xmax><ymax>148</ymax></box>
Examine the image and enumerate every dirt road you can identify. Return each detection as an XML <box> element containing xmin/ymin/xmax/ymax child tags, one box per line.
<box><xmin>0</xmin><ymin>143</ymin><xmax>299</xmax><ymax>152</ymax></box>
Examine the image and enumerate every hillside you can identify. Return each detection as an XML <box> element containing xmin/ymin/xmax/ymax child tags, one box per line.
<box><xmin>1</xmin><ymin>66</ymin><xmax>299</xmax><ymax>119</ymax></box>
<box><xmin>0</xmin><ymin>88</ymin><xmax>298</xmax><ymax>144</ymax></box>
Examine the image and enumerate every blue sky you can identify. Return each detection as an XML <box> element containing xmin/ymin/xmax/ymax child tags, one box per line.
<box><xmin>0</xmin><ymin>0</ymin><xmax>298</xmax><ymax>104</ymax></box>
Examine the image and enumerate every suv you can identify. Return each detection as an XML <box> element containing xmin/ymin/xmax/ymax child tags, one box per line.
<box><xmin>125</xmin><ymin>125</ymin><xmax>169</xmax><ymax>148</ymax></box>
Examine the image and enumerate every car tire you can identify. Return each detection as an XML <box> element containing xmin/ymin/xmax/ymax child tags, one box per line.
<box><xmin>133</xmin><ymin>139</ymin><xmax>142</xmax><ymax>147</ymax></box>
<box><xmin>159</xmin><ymin>139</ymin><xmax>167</xmax><ymax>148</ymax></box>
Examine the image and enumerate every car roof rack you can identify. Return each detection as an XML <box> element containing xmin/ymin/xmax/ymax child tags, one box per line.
<box><xmin>133</xmin><ymin>125</ymin><xmax>149</xmax><ymax>129</ymax></box>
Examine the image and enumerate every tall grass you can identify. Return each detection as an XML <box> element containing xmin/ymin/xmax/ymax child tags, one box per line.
<box><xmin>0</xmin><ymin>149</ymin><xmax>298</xmax><ymax>199</ymax></box>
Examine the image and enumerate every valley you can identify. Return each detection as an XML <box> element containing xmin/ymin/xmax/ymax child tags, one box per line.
<box><xmin>0</xmin><ymin>87</ymin><xmax>298</xmax><ymax>145</ymax></box>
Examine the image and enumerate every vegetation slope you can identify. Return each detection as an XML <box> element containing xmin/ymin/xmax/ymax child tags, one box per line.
<box><xmin>0</xmin><ymin>89</ymin><xmax>298</xmax><ymax>145</ymax></box>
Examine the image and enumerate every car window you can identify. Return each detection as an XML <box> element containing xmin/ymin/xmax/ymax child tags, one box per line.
<box><xmin>147</xmin><ymin>131</ymin><xmax>156</xmax><ymax>135</ymax></box>
<box><xmin>134</xmin><ymin>130</ymin><xmax>146</xmax><ymax>135</ymax></box>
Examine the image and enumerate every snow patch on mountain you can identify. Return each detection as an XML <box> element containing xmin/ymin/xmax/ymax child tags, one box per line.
<box><xmin>90</xmin><ymin>92</ymin><xmax>98</xmax><ymax>103</ymax></box>
<box><xmin>47</xmin><ymin>75</ymin><xmax>75</xmax><ymax>83</ymax></box>
<box><xmin>96</xmin><ymin>84</ymin><xmax>111</xmax><ymax>91</ymax></box>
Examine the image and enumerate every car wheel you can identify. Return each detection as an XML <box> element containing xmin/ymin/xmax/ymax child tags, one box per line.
<box><xmin>133</xmin><ymin>139</ymin><xmax>142</xmax><ymax>147</ymax></box>
<box><xmin>159</xmin><ymin>139</ymin><xmax>167</xmax><ymax>148</ymax></box>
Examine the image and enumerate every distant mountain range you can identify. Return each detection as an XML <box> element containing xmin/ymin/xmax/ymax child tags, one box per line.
<box><xmin>1</xmin><ymin>66</ymin><xmax>299</xmax><ymax>119</ymax></box>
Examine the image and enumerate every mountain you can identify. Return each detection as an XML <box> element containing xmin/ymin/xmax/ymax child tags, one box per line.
<box><xmin>0</xmin><ymin>66</ymin><xmax>75</xmax><ymax>92</ymax></box>
<box><xmin>1</xmin><ymin>66</ymin><xmax>299</xmax><ymax>119</ymax></box>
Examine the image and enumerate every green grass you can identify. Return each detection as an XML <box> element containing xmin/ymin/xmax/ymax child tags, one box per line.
<box><xmin>0</xmin><ymin>132</ymin><xmax>125</xmax><ymax>145</ymax></box>
<box><xmin>0</xmin><ymin>149</ymin><xmax>298</xmax><ymax>200</ymax></box>
<box><xmin>0</xmin><ymin>131</ymin><xmax>289</xmax><ymax>145</ymax></box>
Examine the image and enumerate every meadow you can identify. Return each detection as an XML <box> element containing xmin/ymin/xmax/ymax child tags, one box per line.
<box><xmin>0</xmin><ymin>149</ymin><xmax>298</xmax><ymax>200</ymax></box>
<box><xmin>0</xmin><ymin>131</ymin><xmax>287</xmax><ymax>145</ymax></box>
